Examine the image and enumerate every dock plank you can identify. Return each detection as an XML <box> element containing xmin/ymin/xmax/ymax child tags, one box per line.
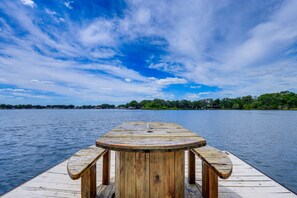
<box><xmin>2</xmin><ymin>150</ymin><xmax>296</xmax><ymax>198</ymax></box>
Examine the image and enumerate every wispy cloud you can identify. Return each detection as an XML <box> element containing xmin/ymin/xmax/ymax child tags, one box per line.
<box><xmin>20</xmin><ymin>0</ymin><xmax>35</xmax><ymax>8</ymax></box>
<box><xmin>0</xmin><ymin>0</ymin><xmax>297</xmax><ymax>104</ymax></box>
<box><xmin>125</xmin><ymin>78</ymin><xmax>132</xmax><ymax>82</ymax></box>
<box><xmin>0</xmin><ymin>88</ymin><xmax>29</xmax><ymax>92</ymax></box>
<box><xmin>130</xmin><ymin>0</ymin><xmax>297</xmax><ymax>97</ymax></box>
<box><xmin>190</xmin><ymin>86</ymin><xmax>202</xmax><ymax>89</ymax></box>
<box><xmin>80</xmin><ymin>20</ymin><xmax>116</xmax><ymax>46</ymax></box>
<box><xmin>31</xmin><ymin>79</ymin><xmax>54</xmax><ymax>84</ymax></box>
<box><xmin>156</xmin><ymin>77</ymin><xmax>187</xmax><ymax>85</ymax></box>
<box><xmin>64</xmin><ymin>1</ymin><xmax>73</xmax><ymax>9</ymax></box>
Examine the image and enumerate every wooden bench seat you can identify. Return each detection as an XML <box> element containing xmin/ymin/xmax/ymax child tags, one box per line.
<box><xmin>67</xmin><ymin>145</ymin><xmax>110</xmax><ymax>198</ymax></box>
<box><xmin>189</xmin><ymin>145</ymin><xmax>233</xmax><ymax>198</ymax></box>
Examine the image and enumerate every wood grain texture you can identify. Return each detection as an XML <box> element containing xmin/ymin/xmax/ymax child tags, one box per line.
<box><xmin>166</xmin><ymin>152</ymin><xmax>175</xmax><ymax>197</ymax></box>
<box><xmin>202</xmin><ymin>161</ymin><xmax>209</xmax><ymax>198</ymax></box>
<box><xmin>3</xmin><ymin>151</ymin><xmax>296</xmax><ymax>198</ymax></box>
<box><xmin>150</xmin><ymin>152</ymin><xmax>166</xmax><ymax>197</ymax></box>
<box><xmin>135</xmin><ymin>153</ymin><xmax>149</xmax><ymax>198</ymax></box>
<box><xmin>96</xmin><ymin>122</ymin><xmax>206</xmax><ymax>152</ymax></box>
<box><xmin>115</xmin><ymin>151</ymin><xmax>185</xmax><ymax>198</ymax></box>
<box><xmin>208</xmin><ymin>168</ymin><xmax>218</xmax><ymax>198</ymax></box>
<box><xmin>201</xmin><ymin>161</ymin><xmax>218</xmax><ymax>198</ymax></box>
<box><xmin>149</xmin><ymin>152</ymin><xmax>181</xmax><ymax>198</ymax></box>
<box><xmin>191</xmin><ymin>145</ymin><xmax>232</xmax><ymax>179</ymax></box>
<box><xmin>124</xmin><ymin>152</ymin><xmax>136</xmax><ymax>197</ymax></box>
<box><xmin>67</xmin><ymin>146</ymin><xmax>107</xmax><ymax>180</ymax></box>
<box><xmin>175</xmin><ymin>150</ymin><xmax>185</xmax><ymax>197</ymax></box>
<box><xmin>102</xmin><ymin>150</ymin><xmax>110</xmax><ymax>185</ymax></box>
<box><xmin>81</xmin><ymin>164</ymin><xmax>96</xmax><ymax>198</ymax></box>
<box><xmin>188</xmin><ymin>150</ymin><xmax>196</xmax><ymax>184</ymax></box>
<box><xmin>115</xmin><ymin>152</ymin><xmax>121</xmax><ymax>198</ymax></box>
<box><xmin>115</xmin><ymin>152</ymin><xmax>137</xmax><ymax>197</ymax></box>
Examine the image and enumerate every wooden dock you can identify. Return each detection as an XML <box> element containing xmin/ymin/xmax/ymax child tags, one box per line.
<box><xmin>2</xmin><ymin>151</ymin><xmax>296</xmax><ymax>198</ymax></box>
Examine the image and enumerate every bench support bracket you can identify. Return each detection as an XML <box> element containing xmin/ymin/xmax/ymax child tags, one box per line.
<box><xmin>188</xmin><ymin>150</ymin><xmax>196</xmax><ymax>184</ymax></box>
<box><xmin>102</xmin><ymin>150</ymin><xmax>110</xmax><ymax>185</ymax></box>
<box><xmin>81</xmin><ymin>164</ymin><xmax>96</xmax><ymax>198</ymax></box>
<box><xmin>202</xmin><ymin>162</ymin><xmax>218</xmax><ymax>198</ymax></box>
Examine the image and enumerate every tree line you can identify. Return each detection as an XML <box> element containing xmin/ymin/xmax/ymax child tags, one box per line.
<box><xmin>1</xmin><ymin>91</ymin><xmax>297</xmax><ymax>110</ymax></box>
<box><xmin>0</xmin><ymin>104</ymin><xmax>115</xmax><ymax>109</ymax></box>
<box><xmin>119</xmin><ymin>91</ymin><xmax>297</xmax><ymax>110</ymax></box>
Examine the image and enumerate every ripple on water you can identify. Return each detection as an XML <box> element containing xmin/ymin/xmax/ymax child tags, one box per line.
<box><xmin>0</xmin><ymin>109</ymin><xmax>296</xmax><ymax>195</ymax></box>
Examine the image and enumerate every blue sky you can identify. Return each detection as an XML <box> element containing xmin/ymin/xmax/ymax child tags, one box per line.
<box><xmin>0</xmin><ymin>0</ymin><xmax>297</xmax><ymax>105</ymax></box>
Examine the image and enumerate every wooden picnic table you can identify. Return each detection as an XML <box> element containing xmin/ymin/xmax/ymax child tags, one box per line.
<box><xmin>96</xmin><ymin>122</ymin><xmax>206</xmax><ymax>197</ymax></box>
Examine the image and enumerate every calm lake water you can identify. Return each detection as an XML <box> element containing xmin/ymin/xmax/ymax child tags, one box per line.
<box><xmin>0</xmin><ymin>109</ymin><xmax>296</xmax><ymax>195</ymax></box>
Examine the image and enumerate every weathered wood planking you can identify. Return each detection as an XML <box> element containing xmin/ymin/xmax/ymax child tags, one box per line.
<box><xmin>191</xmin><ymin>145</ymin><xmax>232</xmax><ymax>180</ymax></box>
<box><xmin>2</xmin><ymin>151</ymin><xmax>296</xmax><ymax>198</ymax></box>
<box><xmin>189</xmin><ymin>146</ymin><xmax>233</xmax><ymax>198</ymax></box>
<box><xmin>187</xmin><ymin>152</ymin><xmax>296</xmax><ymax>198</ymax></box>
<box><xmin>96</xmin><ymin>122</ymin><xmax>206</xmax><ymax>152</ymax></box>
<box><xmin>135</xmin><ymin>153</ymin><xmax>149</xmax><ymax>198</ymax></box>
<box><xmin>67</xmin><ymin>146</ymin><xmax>108</xmax><ymax>198</ymax></box>
<box><xmin>67</xmin><ymin>145</ymin><xmax>107</xmax><ymax>180</ymax></box>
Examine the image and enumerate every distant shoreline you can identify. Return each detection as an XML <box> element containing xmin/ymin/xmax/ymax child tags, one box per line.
<box><xmin>1</xmin><ymin>108</ymin><xmax>297</xmax><ymax>110</ymax></box>
<box><xmin>1</xmin><ymin>91</ymin><xmax>297</xmax><ymax>110</ymax></box>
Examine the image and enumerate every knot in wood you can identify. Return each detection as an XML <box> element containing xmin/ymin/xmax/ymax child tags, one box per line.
<box><xmin>155</xmin><ymin>175</ymin><xmax>160</xmax><ymax>183</ymax></box>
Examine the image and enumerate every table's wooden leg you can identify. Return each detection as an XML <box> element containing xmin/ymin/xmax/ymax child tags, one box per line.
<box><xmin>102</xmin><ymin>150</ymin><xmax>110</xmax><ymax>185</ymax></box>
<box><xmin>115</xmin><ymin>151</ymin><xmax>185</xmax><ymax>198</ymax></box>
<box><xmin>81</xmin><ymin>164</ymin><xmax>96</xmax><ymax>198</ymax></box>
<box><xmin>188</xmin><ymin>150</ymin><xmax>196</xmax><ymax>184</ymax></box>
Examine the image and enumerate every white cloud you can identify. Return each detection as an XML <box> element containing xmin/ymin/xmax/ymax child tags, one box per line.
<box><xmin>125</xmin><ymin>0</ymin><xmax>297</xmax><ymax>97</ymax></box>
<box><xmin>20</xmin><ymin>0</ymin><xmax>35</xmax><ymax>8</ymax></box>
<box><xmin>190</xmin><ymin>85</ymin><xmax>201</xmax><ymax>89</ymax></box>
<box><xmin>64</xmin><ymin>1</ymin><xmax>73</xmax><ymax>9</ymax></box>
<box><xmin>1</xmin><ymin>0</ymin><xmax>297</xmax><ymax>104</ymax></box>
<box><xmin>186</xmin><ymin>93</ymin><xmax>199</xmax><ymax>100</ymax></box>
<box><xmin>198</xmin><ymin>92</ymin><xmax>212</xmax><ymax>96</ymax></box>
<box><xmin>0</xmin><ymin>77</ymin><xmax>7</xmax><ymax>82</ymax></box>
<box><xmin>81</xmin><ymin>64</ymin><xmax>146</xmax><ymax>82</ymax></box>
<box><xmin>135</xmin><ymin>8</ymin><xmax>151</xmax><ymax>24</ymax></box>
<box><xmin>148</xmin><ymin>62</ymin><xmax>185</xmax><ymax>73</ymax></box>
<box><xmin>80</xmin><ymin>20</ymin><xmax>116</xmax><ymax>46</ymax></box>
<box><xmin>99</xmin><ymin>87</ymin><xmax>112</xmax><ymax>91</ymax></box>
<box><xmin>45</xmin><ymin>8</ymin><xmax>57</xmax><ymax>15</ymax></box>
<box><xmin>90</xmin><ymin>48</ymin><xmax>116</xmax><ymax>59</ymax></box>
<box><xmin>156</xmin><ymin>77</ymin><xmax>187</xmax><ymax>85</ymax></box>
<box><xmin>44</xmin><ymin>8</ymin><xmax>65</xmax><ymax>23</ymax></box>
<box><xmin>0</xmin><ymin>88</ymin><xmax>29</xmax><ymax>92</ymax></box>
<box><xmin>0</xmin><ymin>29</ymin><xmax>164</xmax><ymax>103</ymax></box>
<box><xmin>226</xmin><ymin>1</ymin><xmax>297</xmax><ymax>70</ymax></box>
<box><xmin>31</xmin><ymin>79</ymin><xmax>54</xmax><ymax>84</ymax></box>
<box><xmin>12</xmin><ymin>92</ymin><xmax>49</xmax><ymax>99</ymax></box>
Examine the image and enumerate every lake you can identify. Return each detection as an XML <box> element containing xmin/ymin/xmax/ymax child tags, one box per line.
<box><xmin>0</xmin><ymin>109</ymin><xmax>296</xmax><ymax>195</ymax></box>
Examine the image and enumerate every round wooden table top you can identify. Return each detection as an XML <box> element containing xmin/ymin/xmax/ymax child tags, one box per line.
<box><xmin>96</xmin><ymin>122</ymin><xmax>206</xmax><ymax>152</ymax></box>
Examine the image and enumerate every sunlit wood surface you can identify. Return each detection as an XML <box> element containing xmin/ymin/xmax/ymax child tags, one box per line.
<box><xmin>2</xmin><ymin>151</ymin><xmax>296</xmax><ymax>198</ymax></box>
